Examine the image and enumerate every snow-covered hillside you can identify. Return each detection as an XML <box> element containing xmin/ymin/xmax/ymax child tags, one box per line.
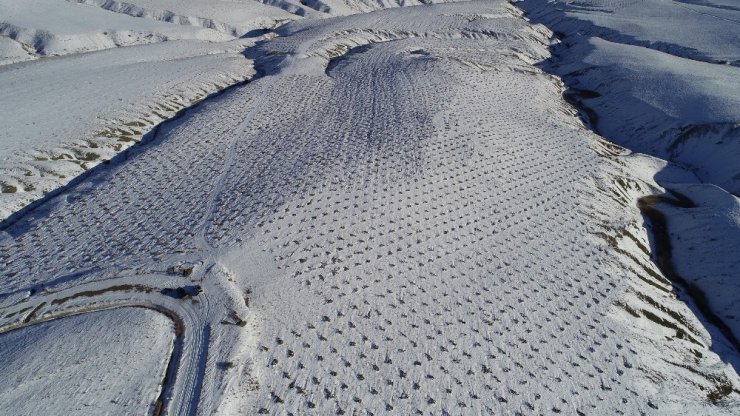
<box><xmin>0</xmin><ymin>38</ymin><xmax>256</xmax><ymax>219</ymax></box>
<box><xmin>519</xmin><ymin>0</ymin><xmax>740</xmax><ymax>368</ymax></box>
<box><xmin>0</xmin><ymin>0</ymin><xmax>460</xmax><ymax>220</ymax></box>
<box><xmin>520</xmin><ymin>0</ymin><xmax>740</xmax><ymax>194</ymax></box>
<box><xmin>0</xmin><ymin>0</ymin><xmax>738</xmax><ymax>415</ymax></box>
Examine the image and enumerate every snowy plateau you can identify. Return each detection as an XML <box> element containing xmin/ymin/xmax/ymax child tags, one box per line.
<box><xmin>0</xmin><ymin>0</ymin><xmax>738</xmax><ymax>415</ymax></box>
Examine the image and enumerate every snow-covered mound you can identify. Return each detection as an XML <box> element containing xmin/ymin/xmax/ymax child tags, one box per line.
<box><xmin>1</xmin><ymin>1</ymin><xmax>737</xmax><ymax>414</ymax></box>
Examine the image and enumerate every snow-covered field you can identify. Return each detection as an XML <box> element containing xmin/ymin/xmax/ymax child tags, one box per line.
<box><xmin>0</xmin><ymin>0</ymin><xmax>463</xmax><ymax>220</ymax></box>
<box><xmin>0</xmin><ymin>0</ymin><xmax>738</xmax><ymax>414</ymax></box>
<box><xmin>0</xmin><ymin>0</ymin><xmax>278</xmax><ymax>219</ymax></box>
<box><xmin>0</xmin><ymin>307</ymin><xmax>175</xmax><ymax>415</ymax></box>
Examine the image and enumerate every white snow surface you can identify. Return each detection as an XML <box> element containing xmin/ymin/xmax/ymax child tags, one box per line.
<box><xmin>558</xmin><ymin>0</ymin><xmax>740</xmax><ymax>64</ymax></box>
<box><xmin>0</xmin><ymin>0</ymin><xmax>738</xmax><ymax>415</ymax></box>
<box><xmin>0</xmin><ymin>36</ymin><xmax>34</xmax><ymax>65</ymax></box>
<box><xmin>73</xmin><ymin>0</ymin><xmax>297</xmax><ymax>36</ymax></box>
<box><xmin>0</xmin><ymin>307</ymin><xmax>174</xmax><ymax>415</ymax></box>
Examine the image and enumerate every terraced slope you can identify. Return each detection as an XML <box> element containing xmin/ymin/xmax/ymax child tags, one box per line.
<box><xmin>0</xmin><ymin>0</ymin><xmax>461</xmax><ymax>222</ymax></box>
<box><xmin>0</xmin><ymin>1</ymin><xmax>737</xmax><ymax>414</ymax></box>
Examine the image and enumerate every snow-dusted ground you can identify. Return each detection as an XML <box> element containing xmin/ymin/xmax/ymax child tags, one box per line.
<box><xmin>0</xmin><ymin>307</ymin><xmax>174</xmax><ymax>415</ymax></box>
<box><xmin>0</xmin><ymin>0</ymin><xmax>738</xmax><ymax>414</ymax></box>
